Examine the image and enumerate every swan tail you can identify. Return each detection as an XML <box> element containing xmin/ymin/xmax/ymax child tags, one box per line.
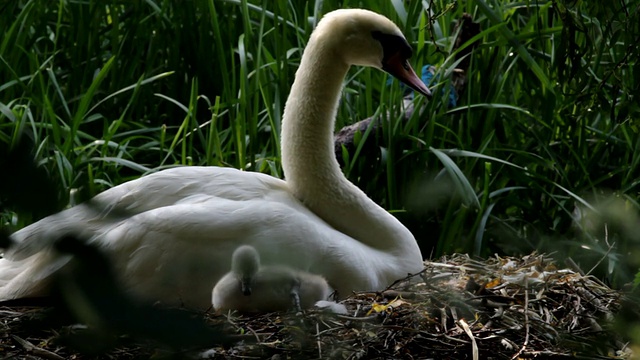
<box><xmin>5</xmin><ymin>208</ymin><xmax>106</xmax><ymax>261</ymax></box>
<box><xmin>0</xmin><ymin>250</ymin><xmax>70</xmax><ymax>301</ymax></box>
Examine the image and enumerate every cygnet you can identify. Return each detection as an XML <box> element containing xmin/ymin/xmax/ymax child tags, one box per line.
<box><xmin>212</xmin><ymin>245</ymin><xmax>332</xmax><ymax>312</ymax></box>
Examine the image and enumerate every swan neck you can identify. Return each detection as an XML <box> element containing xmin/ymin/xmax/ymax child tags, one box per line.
<box><xmin>279</xmin><ymin>30</ymin><xmax>420</xmax><ymax>262</ymax></box>
<box><xmin>281</xmin><ymin>45</ymin><xmax>348</xmax><ymax>184</ymax></box>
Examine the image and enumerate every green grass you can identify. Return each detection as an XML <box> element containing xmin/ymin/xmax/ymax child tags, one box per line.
<box><xmin>1</xmin><ymin>0</ymin><xmax>639</xmax><ymax>287</ymax></box>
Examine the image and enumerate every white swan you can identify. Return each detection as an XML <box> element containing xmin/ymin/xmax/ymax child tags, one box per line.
<box><xmin>0</xmin><ymin>8</ymin><xmax>429</xmax><ymax>309</ymax></box>
<box><xmin>212</xmin><ymin>245</ymin><xmax>331</xmax><ymax>312</ymax></box>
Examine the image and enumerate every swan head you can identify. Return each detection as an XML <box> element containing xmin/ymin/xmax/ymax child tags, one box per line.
<box><xmin>313</xmin><ymin>9</ymin><xmax>431</xmax><ymax>97</ymax></box>
<box><xmin>231</xmin><ymin>245</ymin><xmax>260</xmax><ymax>296</ymax></box>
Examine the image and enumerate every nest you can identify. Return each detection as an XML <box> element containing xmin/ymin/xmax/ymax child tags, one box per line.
<box><xmin>0</xmin><ymin>253</ymin><xmax>632</xmax><ymax>359</ymax></box>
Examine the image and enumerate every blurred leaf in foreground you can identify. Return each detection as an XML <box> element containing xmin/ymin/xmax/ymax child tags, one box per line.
<box><xmin>52</xmin><ymin>235</ymin><xmax>229</xmax><ymax>353</ymax></box>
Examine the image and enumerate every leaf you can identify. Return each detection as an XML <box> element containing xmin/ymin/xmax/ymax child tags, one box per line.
<box><xmin>430</xmin><ymin>147</ymin><xmax>480</xmax><ymax>208</ymax></box>
<box><xmin>485</xmin><ymin>277</ymin><xmax>502</xmax><ymax>289</ymax></box>
<box><xmin>473</xmin><ymin>0</ymin><xmax>555</xmax><ymax>94</ymax></box>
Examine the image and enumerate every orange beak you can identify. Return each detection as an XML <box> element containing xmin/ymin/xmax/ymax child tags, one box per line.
<box><xmin>382</xmin><ymin>52</ymin><xmax>432</xmax><ymax>97</ymax></box>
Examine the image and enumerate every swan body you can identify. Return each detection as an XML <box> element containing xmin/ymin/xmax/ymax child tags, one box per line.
<box><xmin>212</xmin><ymin>245</ymin><xmax>331</xmax><ymax>312</ymax></box>
<box><xmin>0</xmin><ymin>9</ymin><xmax>428</xmax><ymax>309</ymax></box>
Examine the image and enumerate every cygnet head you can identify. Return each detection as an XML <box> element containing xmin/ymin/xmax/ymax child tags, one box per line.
<box><xmin>311</xmin><ymin>9</ymin><xmax>431</xmax><ymax>97</ymax></box>
<box><xmin>231</xmin><ymin>245</ymin><xmax>260</xmax><ymax>296</ymax></box>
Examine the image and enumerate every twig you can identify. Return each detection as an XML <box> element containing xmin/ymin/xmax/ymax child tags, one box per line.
<box><xmin>511</xmin><ymin>289</ymin><xmax>530</xmax><ymax>359</ymax></box>
<box><xmin>457</xmin><ymin>319</ymin><xmax>478</xmax><ymax>360</ymax></box>
<box><xmin>564</xmin><ymin>257</ymin><xmax>585</xmax><ymax>276</ymax></box>
<box><xmin>316</xmin><ymin>322</ymin><xmax>322</xmax><ymax>359</ymax></box>
<box><xmin>222</xmin><ymin>311</ymin><xmax>263</xmax><ymax>344</ymax></box>
<box><xmin>246</xmin><ymin>325</ymin><xmax>262</xmax><ymax>343</ymax></box>
<box><xmin>383</xmin><ymin>267</ymin><xmax>429</xmax><ymax>292</ymax></box>
<box><xmin>520</xmin><ymin>350</ymin><xmax>574</xmax><ymax>357</ymax></box>
<box><xmin>11</xmin><ymin>335</ymin><xmax>65</xmax><ymax>360</ymax></box>
<box><xmin>586</xmin><ymin>224</ymin><xmax>615</xmax><ymax>276</ymax></box>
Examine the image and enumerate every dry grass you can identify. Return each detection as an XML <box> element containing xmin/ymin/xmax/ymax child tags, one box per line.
<box><xmin>0</xmin><ymin>253</ymin><xmax>630</xmax><ymax>359</ymax></box>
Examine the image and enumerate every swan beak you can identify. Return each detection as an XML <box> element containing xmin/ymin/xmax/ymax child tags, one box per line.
<box><xmin>290</xmin><ymin>279</ymin><xmax>302</xmax><ymax>312</ymax></box>
<box><xmin>241</xmin><ymin>279</ymin><xmax>252</xmax><ymax>296</ymax></box>
<box><xmin>383</xmin><ymin>53</ymin><xmax>432</xmax><ymax>97</ymax></box>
